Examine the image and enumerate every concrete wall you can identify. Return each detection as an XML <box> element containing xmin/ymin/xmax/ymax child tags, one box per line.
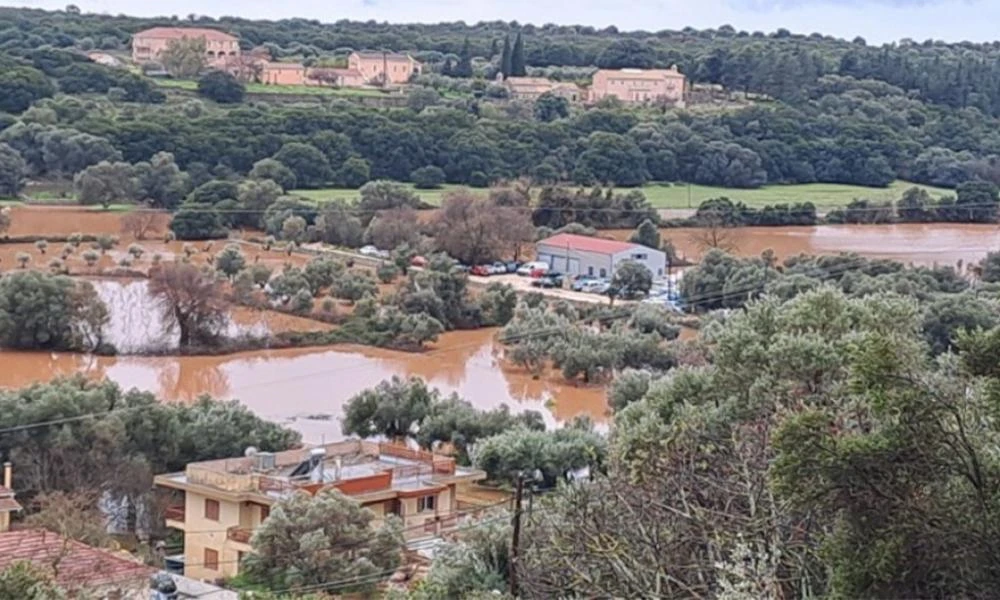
<box><xmin>536</xmin><ymin>244</ymin><xmax>614</xmax><ymax>277</ymax></box>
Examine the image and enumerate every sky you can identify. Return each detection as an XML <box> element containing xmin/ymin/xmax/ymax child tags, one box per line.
<box><xmin>10</xmin><ymin>0</ymin><xmax>998</xmax><ymax>44</ymax></box>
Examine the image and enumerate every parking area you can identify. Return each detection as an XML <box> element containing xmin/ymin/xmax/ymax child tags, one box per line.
<box><xmin>468</xmin><ymin>273</ymin><xmax>620</xmax><ymax>305</ymax></box>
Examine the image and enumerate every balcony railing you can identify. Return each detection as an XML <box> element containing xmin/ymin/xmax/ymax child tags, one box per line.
<box><xmin>164</xmin><ymin>505</ymin><xmax>185</xmax><ymax>522</ymax></box>
<box><xmin>227</xmin><ymin>526</ymin><xmax>253</xmax><ymax>544</ymax></box>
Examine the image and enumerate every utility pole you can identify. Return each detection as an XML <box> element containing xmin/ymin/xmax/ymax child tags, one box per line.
<box><xmin>509</xmin><ymin>473</ymin><xmax>525</xmax><ymax>597</ymax></box>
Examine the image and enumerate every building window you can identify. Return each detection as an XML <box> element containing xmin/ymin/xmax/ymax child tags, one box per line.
<box><xmin>631</xmin><ymin>253</ymin><xmax>648</xmax><ymax>260</ymax></box>
<box><xmin>599</xmin><ymin>268</ymin><xmax>607</xmax><ymax>278</ymax></box>
<box><xmin>588</xmin><ymin>266</ymin><xmax>594</xmax><ymax>276</ymax></box>
<box><xmin>204</xmin><ymin>548</ymin><xmax>219</xmax><ymax>571</ymax></box>
<box><xmin>204</xmin><ymin>498</ymin><xmax>220</xmax><ymax>521</ymax></box>
<box><xmin>417</xmin><ymin>495</ymin><xmax>436</xmax><ymax>513</ymax></box>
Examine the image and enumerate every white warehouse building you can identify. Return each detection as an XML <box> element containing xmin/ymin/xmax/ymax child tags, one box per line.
<box><xmin>535</xmin><ymin>233</ymin><xmax>667</xmax><ymax>279</ymax></box>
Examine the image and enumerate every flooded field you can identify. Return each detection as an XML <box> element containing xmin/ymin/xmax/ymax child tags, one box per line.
<box><xmin>609</xmin><ymin>223</ymin><xmax>1000</xmax><ymax>267</ymax></box>
<box><xmin>0</xmin><ymin>329</ymin><xmax>609</xmax><ymax>443</ymax></box>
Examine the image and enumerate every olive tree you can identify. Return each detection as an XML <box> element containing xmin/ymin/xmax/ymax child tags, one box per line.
<box><xmin>243</xmin><ymin>488</ymin><xmax>403</xmax><ymax>592</ymax></box>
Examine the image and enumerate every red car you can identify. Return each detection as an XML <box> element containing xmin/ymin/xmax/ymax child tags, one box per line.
<box><xmin>470</xmin><ymin>265</ymin><xmax>492</xmax><ymax>276</ymax></box>
<box><xmin>530</xmin><ymin>268</ymin><xmax>547</xmax><ymax>278</ymax></box>
<box><xmin>410</xmin><ymin>255</ymin><xmax>427</xmax><ymax>267</ymax></box>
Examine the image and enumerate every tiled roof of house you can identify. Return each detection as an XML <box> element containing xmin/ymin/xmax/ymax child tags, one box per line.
<box><xmin>134</xmin><ymin>27</ymin><xmax>238</xmax><ymax>42</ymax></box>
<box><xmin>537</xmin><ymin>233</ymin><xmax>643</xmax><ymax>255</ymax></box>
<box><xmin>596</xmin><ymin>68</ymin><xmax>684</xmax><ymax>80</ymax></box>
<box><xmin>353</xmin><ymin>50</ymin><xmax>415</xmax><ymax>62</ymax></box>
<box><xmin>0</xmin><ymin>529</ymin><xmax>154</xmax><ymax>590</ymax></box>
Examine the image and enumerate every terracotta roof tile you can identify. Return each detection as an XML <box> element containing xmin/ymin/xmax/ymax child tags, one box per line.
<box><xmin>0</xmin><ymin>529</ymin><xmax>154</xmax><ymax>590</ymax></box>
<box><xmin>537</xmin><ymin>233</ymin><xmax>644</xmax><ymax>255</ymax></box>
<box><xmin>134</xmin><ymin>27</ymin><xmax>238</xmax><ymax>42</ymax></box>
<box><xmin>0</xmin><ymin>498</ymin><xmax>21</xmax><ymax>512</ymax></box>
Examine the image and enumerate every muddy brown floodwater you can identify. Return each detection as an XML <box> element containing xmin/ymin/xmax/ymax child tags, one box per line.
<box><xmin>608</xmin><ymin>223</ymin><xmax>1000</xmax><ymax>267</ymax></box>
<box><xmin>0</xmin><ymin>329</ymin><xmax>609</xmax><ymax>443</ymax></box>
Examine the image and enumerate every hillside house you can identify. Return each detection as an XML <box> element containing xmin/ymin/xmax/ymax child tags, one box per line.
<box><xmin>589</xmin><ymin>66</ymin><xmax>686</xmax><ymax>106</ymax></box>
<box><xmin>154</xmin><ymin>440</ymin><xmax>486</xmax><ymax>581</ymax></box>
<box><xmin>308</xmin><ymin>67</ymin><xmax>367</xmax><ymax>88</ymax></box>
<box><xmin>258</xmin><ymin>61</ymin><xmax>307</xmax><ymax>85</ymax></box>
<box><xmin>348</xmin><ymin>51</ymin><xmax>422</xmax><ymax>85</ymax></box>
<box><xmin>132</xmin><ymin>27</ymin><xmax>240</xmax><ymax>66</ymax></box>
<box><xmin>504</xmin><ymin>76</ymin><xmax>583</xmax><ymax>102</ymax></box>
<box><xmin>535</xmin><ymin>233</ymin><xmax>667</xmax><ymax>278</ymax></box>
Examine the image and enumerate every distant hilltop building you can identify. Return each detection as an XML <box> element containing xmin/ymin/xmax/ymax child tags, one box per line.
<box><xmin>504</xmin><ymin>76</ymin><xmax>584</xmax><ymax>102</ymax></box>
<box><xmin>132</xmin><ymin>26</ymin><xmax>240</xmax><ymax>67</ymax></box>
<box><xmin>589</xmin><ymin>66</ymin><xmax>686</xmax><ymax>106</ymax></box>
<box><xmin>348</xmin><ymin>51</ymin><xmax>422</xmax><ymax>85</ymax></box>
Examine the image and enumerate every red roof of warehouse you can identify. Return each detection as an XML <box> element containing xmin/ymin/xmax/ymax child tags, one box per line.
<box><xmin>536</xmin><ymin>233</ymin><xmax>642</xmax><ymax>255</ymax></box>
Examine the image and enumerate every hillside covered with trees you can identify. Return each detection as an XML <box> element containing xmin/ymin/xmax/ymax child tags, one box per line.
<box><xmin>0</xmin><ymin>7</ymin><xmax>997</xmax><ymax>194</ymax></box>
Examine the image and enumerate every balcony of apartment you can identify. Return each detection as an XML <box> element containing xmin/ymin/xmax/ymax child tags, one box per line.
<box><xmin>226</xmin><ymin>526</ymin><xmax>254</xmax><ymax>547</ymax></box>
<box><xmin>164</xmin><ymin>504</ymin><xmax>185</xmax><ymax>529</ymax></box>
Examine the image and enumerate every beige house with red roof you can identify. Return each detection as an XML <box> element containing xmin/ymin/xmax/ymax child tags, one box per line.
<box><xmin>504</xmin><ymin>76</ymin><xmax>584</xmax><ymax>102</ymax></box>
<box><xmin>132</xmin><ymin>27</ymin><xmax>240</xmax><ymax>67</ymax></box>
<box><xmin>589</xmin><ymin>66</ymin><xmax>686</xmax><ymax>106</ymax></box>
<box><xmin>348</xmin><ymin>51</ymin><xmax>422</xmax><ymax>85</ymax></box>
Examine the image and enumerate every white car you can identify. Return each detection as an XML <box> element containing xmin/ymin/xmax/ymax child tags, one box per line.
<box><xmin>577</xmin><ymin>280</ymin><xmax>608</xmax><ymax>293</ymax></box>
<box><xmin>359</xmin><ymin>245</ymin><xmax>380</xmax><ymax>256</ymax></box>
<box><xmin>516</xmin><ymin>261</ymin><xmax>549</xmax><ymax>276</ymax></box>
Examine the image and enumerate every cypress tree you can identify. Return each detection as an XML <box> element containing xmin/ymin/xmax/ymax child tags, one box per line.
<box><xmin>490</xmin><ymin>38</ymin><xmax>500</xmax><ymax>58</ymax></box>
<box><xmin>500</xmin><ymin>35</ymin><xmax>512</xmax><ymax>79</ymax></box>
<box><xmin>511</xmin><ymin>32</ymin><xmax>526</xmax><ymax>76</ymax></box>
<box><xmin>455</xmin><ymin>36</ymin><xmax>473</xmax><ymax>78</ymax></box>
<box><xmin>441</xmin><ymin>58</ymin><xmax>453</xmax><ymax>77</ymax></box>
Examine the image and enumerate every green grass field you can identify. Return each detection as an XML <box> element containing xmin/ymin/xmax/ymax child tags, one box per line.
<box><xmin>292</xmin><ymin>180</ymin><xmax>953</xmax><ymax>210</ymax></box>
<box><xmin>640</xmin><ymin>180</ymin><xmax>953</xmax><ymax>209</ymax></box>
<box><xmin>155</xmin><ymin>78</ymin><xmax>389</xmax><ymax>97</ymax></box>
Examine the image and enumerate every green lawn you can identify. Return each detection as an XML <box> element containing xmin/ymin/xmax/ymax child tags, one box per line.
<box><xmin>292</xmin><ymin>180</ymin><xmax>952</xmax><ymax>210</ymax></box>
<box><xmin>640</xmin><ymin>180</ymin><xmax>953</xmax><ymax>209</ymax></box>
<box><xmin>292</xmin><ymin>184</ymin><xmax>467</xmax><ymax>206</ymax></box>
<box><xmin>155</xmin><ymin>78</ymin><xmax>389</xmax><ymax>97</ymax></box>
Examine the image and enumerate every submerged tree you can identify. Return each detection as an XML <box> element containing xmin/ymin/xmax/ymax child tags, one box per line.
<box><xmin>147</xmin><ymin>262</ymin><xmax>226</xmax><ymax>347</ymax></box>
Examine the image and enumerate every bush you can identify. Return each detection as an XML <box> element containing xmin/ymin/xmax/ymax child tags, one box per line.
<box><xmin>376</xmin><ymin>262</ymin><xmax>399</xmax><ymax>283</ymax></box>
<box><xmin>197</xmin><ymin>70</ymin><xmax>245</xmax><ymax>104</ymax></box>
<box><xmin>410</xmin><ymin>165</ymin><xmax>446</xmax><ymax>189</ymax></box>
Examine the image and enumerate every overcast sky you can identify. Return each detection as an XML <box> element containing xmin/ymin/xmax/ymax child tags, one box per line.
<box><xmin>10</xmin><ymin>0</ymin><xmax>996</xmax><ymax>44</ymax></box>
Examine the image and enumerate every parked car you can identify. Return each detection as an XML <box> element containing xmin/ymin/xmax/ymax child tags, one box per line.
<box><xmin>489</xmin><ymin>262</ymin><xmax>508</xmax><ymax>274</ymax></box>
<box><xmin>470</xmin><ymin>265</ymin><xmax>492</xmax><ymax>276</ymax></box>
<box><xmin>505</xmin><ymin>261</ymin><xmax>521</xmax><ymax>273</ymax></box>
<box><xmin>517</xmin><ymin>261</ymin><xmax>549</xmax><ymax>276</ymax></box>
<box><xmin>359</xmin><ymin>245</ymin><xmax>380</xmax><ymax>256</ymax></box>
<box><xmin>576</xmin><ymin>279</ymin><xmax>608</xmax><ymax>293</ymax></box>
<box><xmin>375</xmin><ymin>249</ymin><xmax>390</xmax><ymax>259</ymax></box>
<box><xmin>571</xmin><ymin>275</ymin><xmax>599</xmax><ymax>291</ymax></box>
<box><xmin>411</xmin><ymin>255</ymin><xmax>427</xmax><ymax>267</ymax></box>
<box><xmin>531</xmin><ymin>273</ymin><xmax>565</xmax><ymax>288</ymax></box>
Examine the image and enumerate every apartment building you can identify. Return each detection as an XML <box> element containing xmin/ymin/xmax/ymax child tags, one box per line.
<box><xmin>154</xmin><ymin>440</ymin><xmax>486</xmax><ymax>582</ymax></box>
<box><xmin>348</xmin><ymin>51</ymin><xmax>422</xmax><ymax>85</ymax></box>
<box><xmin>589</xmin><ymin>66</ymin><xmax>686</xmax><ymax>106</ymax></box>
<box><xmin>132</xmin><ymin>27</ymin><xmax>240</xmax><ymax>66</ymax></box>
<box><xmin>504</xmin><ymin>76</ymin><xmax>584</xmax><ymax>102</ymax></box>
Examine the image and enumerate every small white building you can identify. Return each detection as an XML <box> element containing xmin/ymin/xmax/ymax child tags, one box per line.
<box><xmin>535</xmin><ymin>233</ymin><xmax>667</xmax><ymax>279</ymax></box>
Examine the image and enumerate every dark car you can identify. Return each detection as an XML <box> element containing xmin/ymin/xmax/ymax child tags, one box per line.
<box><xmin>531</xmin><ymin>273</ymin><xmax>564</xmax><ymax>288</ymax></box>
<box><xmin>505</xmin><ymin>261</ymin><xmax>521</xmax><ymax>273</ymax></box>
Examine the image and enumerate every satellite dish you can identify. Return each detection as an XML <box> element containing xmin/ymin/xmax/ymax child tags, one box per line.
<box><xmin>244</xmin><ymin>446</ymin><xmax>258</xmax><ymax>457</ymax></box>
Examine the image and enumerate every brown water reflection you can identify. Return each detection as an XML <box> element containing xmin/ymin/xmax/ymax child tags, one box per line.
<box><xmin>608</xmin><ymin>223</ymin><xmax>1000</xmax><ymax>267</ymax></box>
<box><xmin>0</xmin><ymin>329</ymin><xmax>608</xmax><ymax>443</ymax></box>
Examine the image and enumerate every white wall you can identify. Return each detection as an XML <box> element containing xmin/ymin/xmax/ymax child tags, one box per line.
<box><xmin>611</xmin><ymin>247</ymin><xmax>667</xmax><ymax>278</ymax></box>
